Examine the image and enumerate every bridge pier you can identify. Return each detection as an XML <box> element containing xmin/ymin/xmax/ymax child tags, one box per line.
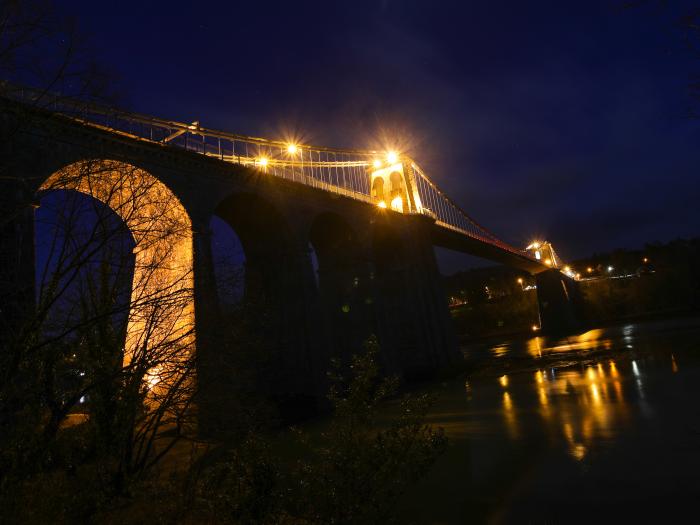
<box><xmin>536</xmin><ymin>269</ymin><xmax>586</xmax><ymax>335</ymax></box>
<box><xmin>371</xmin><ymin>213</ymin><xmax>460</xmax><ymax>380</ymax></box>
<box><xmin>194</xmin><ymin>211</ymin><xmax>324</xmax><ymax>435</ymax></box>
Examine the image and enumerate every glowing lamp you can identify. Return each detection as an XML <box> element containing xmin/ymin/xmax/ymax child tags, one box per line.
<box><xmin>377</xmin><ymin>200</ymin><xmax>387</xmax><ymax>209</ymax></box>
<box><xmin>390</xmin><ymin>196</ymin><xmax>403</xmax><ymax>212</ymax></box>
<box><xmin>373</xmin><ymin>159</ymin><xmax>382</xmax><ymax>168</ymax></box>
<box><xmin>287</xmin><ymin>144</ymin><xmax>298</xmax><ymax>154</ymax></box>
<box><xmin>258</xmin><ymin>157</ymin><xmax>269</xmax><ymax>167</ymax></box>
<box><xmin>386</xmin><ymin>151</ymin><xmax>398</xmax><ymax>164</ymax></box>
<box><xmin>544</xmin><ymin>258</ymin><xmax>552</xmax><ymax>266</ymax></box>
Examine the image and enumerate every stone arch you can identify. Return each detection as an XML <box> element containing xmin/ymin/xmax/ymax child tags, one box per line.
<box><xmin>213</xmin><ymin>192</ymin><xmax>295</xmax><ymax>306</ymax></box>
<box><xmin>209</xmin><ymin>192</ymin><xmax>315</xmax><ymax>418</ymax></box>
<box><xmin>39</xmin><ymin>159</ymin><xmax>194</xmax><ymax>375</ymax></box>
<box><xmin>309</xmin><ymin>212</ymin><xmax>373</xmax><ymax>358</ymax></box>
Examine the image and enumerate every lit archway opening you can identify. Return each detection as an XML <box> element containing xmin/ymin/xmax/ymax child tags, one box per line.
<box><xmin>39</xmin><ymin>160</ymin><xmax>194</xmax><ymax>387</ymax></box>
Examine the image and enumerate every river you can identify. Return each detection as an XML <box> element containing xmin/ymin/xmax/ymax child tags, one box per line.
<box><xmin>398</xmin><ymin>315</ymin><xmax>700</xmax><ymax>524</ymax></box>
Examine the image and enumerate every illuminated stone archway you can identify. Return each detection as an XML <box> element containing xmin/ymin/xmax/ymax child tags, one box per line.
<box><xmin>40</xmin><ymin>160</ymin><xmax>194</xmax><ymax>382</ymax></box>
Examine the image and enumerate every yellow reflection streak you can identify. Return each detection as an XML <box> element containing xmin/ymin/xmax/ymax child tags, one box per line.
<box><xmin>502</xmin><ymin>391</ymin><xmax>519</xmax><ymax>439</ymax></box>
<box><xmin>609</xmin><ymin>360</ymin><xmax>619</xmax><ymax>378</ymax></box>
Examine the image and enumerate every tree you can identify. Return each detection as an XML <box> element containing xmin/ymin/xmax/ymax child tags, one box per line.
<box><xmin>0</xmin><ymin>158</ymin><xmax>198</xmax><ymax>521</ymax></box>
<box><xmin>190</xmin><ymin>336</ymin><xmax>448</xmax><ymax>525</ymax></box>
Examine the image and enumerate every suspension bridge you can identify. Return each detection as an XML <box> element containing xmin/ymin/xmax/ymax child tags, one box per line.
<box><xmin>1</xmin><ymin>85</ymin><xmax>584</xmax><ymax>426</ymax></box>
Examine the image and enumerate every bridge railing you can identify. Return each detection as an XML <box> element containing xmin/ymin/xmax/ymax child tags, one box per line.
<box><xmin>1</xmin><ymin>83</ymin><xmax>532</xmax><ymax>261</ymax></box>
<box><xmin>410</xmin><ymin>163</ymin><xmax>529</xmax><ymax>257</ymax></box>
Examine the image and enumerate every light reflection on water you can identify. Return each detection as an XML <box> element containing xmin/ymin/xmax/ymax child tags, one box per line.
<box><xmin>491</xmin><ymin>327</ymin><xmax>616</xmax><ymax>359</ymax></box>
<box><xmin>491</xmin><ymin>354</ymin><xmax>655</xmax><ymax>462</ymax></box>
<box><xmin>401</xmin><ymin>316</ymin><xmax>700</xmax><ymax>523</ymax></box>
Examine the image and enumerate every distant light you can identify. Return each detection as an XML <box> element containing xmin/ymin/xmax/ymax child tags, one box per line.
<box><xmin>535</xmin><ymin>250</ymin><xmax>541</xmax><ymax>260</ymax></box>
<box><xmin>390</xmin><ymin>195</ymin><xmax>403</xmax><ymax>212</ymax></box>
<box><xmin>527</xmin><ymin>241</ymin><xmax>541</xmax><ymax>250</ymax></box>
<box><xmin>563</xmin><ymin>266</ymin><xmax>571</xmax><ymax>273</ymax></box>
<box><xmin>377</xmin><ymin>200</ymin><xmax>387</xmax><ymax>209</ymax></box>
<box><xmin>607</xmin><ymin>265</ymin><xmax>613</xmax><ymax>272</ymax></box>
<box><xmin>499</xmin><ymin>375</ymin><xmax>509</xmax><ymax>388</ymax></box>
<box><xmin>632</xmin><ymin>360</ymin><xmax>640</xmax><ymax>377</ymax></box>
<box><xmin>517</xmin><ymin>278</ymin><xmax>523</xmax><ymax>284</ymax></box>
<box><xmin>287</xmin><ymin>144</ymin><xmax>298</xmax><ymax>154</ymax></box>
<box><xmin>544</xmin><ymin>258</ymin><xmax>552</xmax><ymax>266</ymax></box>
<box><xmin>386</xmin><ymin>151</ymin><xmax>398</xmax><ymax>164</ymax></box>
<box><xmin>587</xmin><ymin>267</ymin><xmax>593</xmax><ymax>273</ymax></box>
<box><xmin>373</xmin><ymin>159</ymin><xmax>382</xmax><ymax>168</ymax></box>
<box><xmin>532</xmin><ymin>325</ymin><xmax>540</xmax><ymax>331</ymax></box>
<box><xmin>258</xmin><ymin>157</ymin><xmax>269</xmax><ymax>167</ymax></box>
<box><xmin>576</xmin><ymin>273</ymin><xmax>581</xmax><ymax>279</ymax></box>
<box><xmin>643</xmin><ymin>257</ymin><xmax>649</xmax><ymax>264</ymax></box>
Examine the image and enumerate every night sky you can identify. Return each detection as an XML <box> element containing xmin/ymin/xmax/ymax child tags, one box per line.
<box><xmin>62</xmin><ymin>0</ymin><xmax>700</xmax><ymax>273</ymax></box>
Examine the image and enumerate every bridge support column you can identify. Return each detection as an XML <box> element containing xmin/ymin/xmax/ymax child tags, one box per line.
<box><xmin>371</xmin><ymin>214</ymin><xmax>460</xmax><ymax>380</ymax></box>
<box><xmin>194</xmin><ymin>218</ymin><xmax>322</xmax><ymax>436</ymax></box>
<box><xmin>536</xmin><ymin>269</ymin><xmax>586</xmax><ymax>335</ymax></box>
<box><xmin>272</xmin><ymin>238</ymin><xmax>324</xmax><ymax>419</ymax></box>
<box><xmin>191</xmin><ymin>220</ymin><xmax>230</xmax><ymax>435</ymax></box>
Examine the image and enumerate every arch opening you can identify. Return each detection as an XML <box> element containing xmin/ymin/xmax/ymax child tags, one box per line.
<box><xmin>213</xmin><ymin>193</ymin><xmax>293</xmax><ymax>309</ymax></box>
<box><xmin>210</xmin><ymin>215</ymin><xmax>246</xmax><ymax>309</ymax></box>
<box><xmin>209</xmin><ymin>193</ymin><xmax>313</xmax><ymax>415</ymax></box>
<box><xmin>38</xmin><ymin>160</ymin><xmax>194</xmax><ymax>391</ymax></box>
<box><xmin>309</xmin><ymin>212</ymin><xmax>373</xmax><ymax>359</ymax></box>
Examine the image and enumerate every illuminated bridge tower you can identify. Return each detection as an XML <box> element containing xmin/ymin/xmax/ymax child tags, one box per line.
<box><xmin>526</xmin><ymin>241</ymin><xmax>586</xmax><ymax>334</ymax></box>
<box><xmin>365</xmin><ymin>153</ymin><xmax>459</xmax><ymax>378</ymax></box>
<box><xmin>369</xmin><ymin>153</ymin><xmax>423</xmax><ymax>214</ymax></box>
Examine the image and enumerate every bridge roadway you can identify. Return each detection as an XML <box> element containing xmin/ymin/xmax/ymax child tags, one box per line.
<box><xmin>0</xmin><ymin>96</ymin><xmax>581</xmax><ymax>429</ymax></box>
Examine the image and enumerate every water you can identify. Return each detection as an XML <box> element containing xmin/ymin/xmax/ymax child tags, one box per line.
<box><xmin>398</xmin><ymin>315</ymin><xmax>700</xmax><ymax>524</ymax></box>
